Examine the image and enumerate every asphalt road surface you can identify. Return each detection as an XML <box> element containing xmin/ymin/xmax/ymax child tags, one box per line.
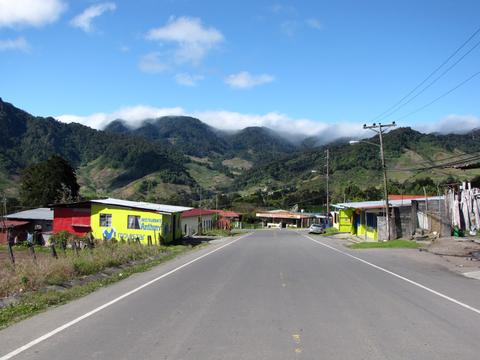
<box><xmin>2</xmin><ymin>230</ymin><xmax>480</xmax><ymax>360</ymax></box>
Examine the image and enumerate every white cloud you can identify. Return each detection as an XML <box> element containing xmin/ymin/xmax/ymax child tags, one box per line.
<box><xmin>146</xmin><ymin>16</ymin><xmax>223</xmax><ymax>65</ymax></box>
<box><xmin>70</xmin><ymin>2</ymin><xmax>116</xmax><ymax>33</ymax></box>
<box><xmin>0</xmin><ymin>0</ymin><xmax>66</xmax><ymax>28</ymax></box>
<box><xmin>56</xmin><ymin>105</ymin><xmax>186</xmax><ymax>130</ymax></box>
<box><xmin>175</xmin><ymin>73</ymin><xmax>204</xmax><ymax>87</ymax></box>
<box><xmin>55</xmin><ymin>105</ymin><xmax>363</xmax><ymax>142</ymax></box>
<box><xmin>0</xmin><ymin>37</ymin><xmax>29</xmax><ymax>52</ymax></box>
<box><xmin>138</xmin><ymin>52</ymin><xmax>169</xmax><ymax>73</ymax></box>
<box><xmin>55</xmin><ymin>107</ymin><xmax>480</xmax><ymax>145</ymax></box>
<box><xmin>416</xmin><ymin>114</ymin><xmax>480</xmax><ymax>134</ymax></box>
<box><xmin>225</xmin><ymin>71</ymin><xmax>275</xmax><ymax>89</ymax></box>
<box><xmin>306</xmin><ymin>18</ymin><xmax>322</xmax><ymax>30</ymax></box>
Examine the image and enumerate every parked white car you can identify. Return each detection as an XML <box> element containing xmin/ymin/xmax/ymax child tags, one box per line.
<box><xmin>308</xmin><ymin>224</ymin><xmax>325</xmax><ymax>234</ymax></box>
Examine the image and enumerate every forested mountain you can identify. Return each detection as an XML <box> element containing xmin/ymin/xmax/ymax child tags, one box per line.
<box><xmin>227</xmin><ymin>126</ymin><xmax>296</xmax><ymax>163</ymax></box>
<box><xmin>1</xmin><ymin>98</ymin><xmax>479</xmax><ymax>210</ymax></box>
<box><xmin>105</xmin><ymin>117</ymin><xmax>296</xmax><ymax>162</ymax></box>
<box><xmin>231</xmin><ymin>127</ymin><xmax>480</xmax><ymax>209</ymax></box>
<box><xmin>105</xmin><ymin>117</ymin><xmax>229</xmax><ymax>157</ymax></box>
<box><xmin>0</xmin><ymin>98</ymin><xmax>195</xmax><ymax>202</ymax></box>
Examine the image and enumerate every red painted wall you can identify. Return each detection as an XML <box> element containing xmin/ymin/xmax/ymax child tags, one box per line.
<box><xmin>53</xmin><ymin>205</ymin><xmax>91</xmax><ymax>236</ymax></box>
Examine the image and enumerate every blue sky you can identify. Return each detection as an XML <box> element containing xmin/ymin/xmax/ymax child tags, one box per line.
<box><xmin>0</xmin><ymin>0</ymin><xmax>479</xmax><ymax>136</ymax></box>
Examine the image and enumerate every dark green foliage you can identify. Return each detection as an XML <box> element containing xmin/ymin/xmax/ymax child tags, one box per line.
<box><xmin>105</xmin><ymin>117</ymin><xmax>230</xmax><ymax>157</ymax></box>
<box><xmin>0</xmin><ymin>99</ymin><xmax>196</xmax><ymax>195</ymax></box>
<box><xmin>19</xmin><ymin>156</ymin><xmax>80</xmax><ymax>207</ymax></box>
<box><xmin>343</xmin><ymin>182</ymin><xmax>363</xmax><ymax>202</ymax></box>
<box><xmin>232</xmin><ymin>126</ymin><xmax>480</xmax><ymax>206</ymax></box>
<box><xmin>105</xmin><ymin>119</ymin><xmax>297</xmax><ymax>165</ymax></box>
<box><xmin>227</xmin><ymin>126</ymin><xmax>296</xmax><ymax>163</ymax></box>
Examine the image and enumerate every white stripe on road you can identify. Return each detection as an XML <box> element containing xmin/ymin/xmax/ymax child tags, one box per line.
<box><xmin>0</xmin><ymin>233</ymin><xmax>251</xmax><ymax>360</ymax></box>
<box><xmin>303</xmin><ymin>233</ymin><xmax>480</xmax><ymax>316</ymax></box>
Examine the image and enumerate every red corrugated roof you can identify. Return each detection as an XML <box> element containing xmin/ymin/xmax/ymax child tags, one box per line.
<box><xmin>389</xmin><ymin>194</ymin><xmax>435</xmax><ymax>200</ymax></box>
<box><xmin>0</xmin><ymin>220</ymin><xmax>29</xmax><ymax>229</ymax></box>
<box><xmin>181</xmin><ymin>208</ymin><xmax>217</xmax><ymax>218</ymax></box>
<box><xmin>212</xmin><ymin>210</ymin><xmax>241</xmax><ymax>218</ymax></box>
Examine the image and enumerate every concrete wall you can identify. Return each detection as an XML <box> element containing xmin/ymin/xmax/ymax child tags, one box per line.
<box><xmin>392</xmin><ymin>206</ymin><xmax>414</xmax><ymax>239</ymax></box>
<box><xmin>377</xmin><ymin>216</ymin><xmax>397</xmax><ymax>241</ymax></box>
<box><xmin>181</xmin><ymin>214</ymin><xmax>214</xmax><ymax>236</ymax></box>
<box><xmin>412</xmin><ymin>199</ymin><xmax>450</xmax><ymax>236</ymax></box>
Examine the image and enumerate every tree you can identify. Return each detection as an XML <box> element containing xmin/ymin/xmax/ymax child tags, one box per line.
<box><xmin>19</xmin><ymin>156</ymin><xmax>80</xmax><ymax>207</ymax></box>
<box><xmin>343</xmin><ymin>182</ymin><xmax>363</xmax><ymax>202</ymax></box>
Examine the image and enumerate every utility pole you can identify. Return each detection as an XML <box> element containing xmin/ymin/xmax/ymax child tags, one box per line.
<box><xmin>325</xmin><ymin>148</ymin><xmax>330</xmax><ymax>223</ymax></box>
<box><xmin>363</xmin><ymin>122</ymin><xmax>396</xmax><ymax>240</ymax></box>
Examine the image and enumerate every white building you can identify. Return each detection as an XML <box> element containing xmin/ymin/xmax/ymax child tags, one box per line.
<box><xmin>181</xmin><ymin>209</ymin><xmax>216</xmax><ymax>236</ymax></box>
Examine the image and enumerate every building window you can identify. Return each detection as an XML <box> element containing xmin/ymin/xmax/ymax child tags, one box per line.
<box><xmin>366</xmin><ymin>213</ymin><xmax>377</xmax><ymax>229</ymax></box>
<box><xmin>128</xmin><ymin>215</ymin><xmax>141</xmax><ymax>229</ymax></box>
<box><xmin>100</xmin><ymin>214</ymin><xmax>112</xmax><ymax>227</ymax></box>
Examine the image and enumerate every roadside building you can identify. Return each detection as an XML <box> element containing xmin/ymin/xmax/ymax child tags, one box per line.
<box><xmin>0</xmin><ymin>220</ymin><xmax>29</xmax><ymax>245</ymax></box>
<box><xmin>52</xmin><ymin>198</ymin><xmax>191</xmax><ymax>244</ymax></box>
<box><xmin>332</xmin><ymin>195</ymin><xmax>445</xmax><ymax>241</ymax></box>
<box><xmin>181</xmin><ymin>208</ymin><xmax>216</xmax><ymax>236</ymax></box>
<box><xmin>0</xmin><ymin>207</ymin><xmax>54</xmax><ymax>244</ymax></box>
<box><xmin>255</xmin><ymin>209</ymin><xmax>317</xmax><ymax>228</ymax></box>
<box><xmin>213</xmin><ymin>210</ymin><xmax>242</xmax><ymax>229</ymax></box>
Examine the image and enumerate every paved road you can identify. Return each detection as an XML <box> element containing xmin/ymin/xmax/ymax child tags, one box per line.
<box><xmin>2</xmin><ymin>230</ymin><xmax>480</xmax><ymax>359</ymax></box>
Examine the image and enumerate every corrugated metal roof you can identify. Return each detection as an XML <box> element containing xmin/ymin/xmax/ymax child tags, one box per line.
<box><xmin>212</xmin><ymin>210</ymin><xmax>241</xmax><ymax>218</ymax></box>
<box><xmin>332</xmin><ymin>196</ymin><xmax>444</xmax><ymax>210</ymax></box>
<box><xmin>6</xmin><ymin>207</ymin><xmax>53</xmax><ymax>221</ymax></box>
<box><xmin>0</xmin><ymin>220</ymin><xmax>30</xmax><ymax>229</ymax></box>
<box><xmin>181</xmin><ymin>208</ymin><xmax>217</xmax><ymax>218</ymax></box>
<box><xmin>90</xmin><ymin>198</ymin><xmax>192</xmax><ymax>214</ymax></box>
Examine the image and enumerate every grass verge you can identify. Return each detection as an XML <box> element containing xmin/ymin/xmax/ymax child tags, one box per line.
<box><xmin>202</xmin><ymin>229</ymin><xmax>241</xmax><ymax>237</ymax></box>
<box><xmin>0</xmin><ymin>245</ymin><xmax>196</xmax><ymax>329</ymax></box>
<box><xmin>349</xmin><ymin>239</ymin><xmax>420</xmax><ymax>249</ymax></box>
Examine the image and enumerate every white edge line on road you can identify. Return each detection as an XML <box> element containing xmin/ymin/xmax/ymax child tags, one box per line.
<box><xmin>0</xmin><ymin>233</ymin><xmax>252</xmax><ymax>360</ymax></box>
<box><xmin>302</xmin><ymin>233</ymin><xmax>480</xmax><ymax>316</ymax></box>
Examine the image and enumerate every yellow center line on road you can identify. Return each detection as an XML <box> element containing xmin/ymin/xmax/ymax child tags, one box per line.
<box><xmin>292</xmin><ymin>333</ymin><xmax>302</xmax><ymax>355</ymax></box>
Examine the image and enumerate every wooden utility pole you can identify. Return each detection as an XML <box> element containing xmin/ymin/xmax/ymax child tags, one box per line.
<box><xmin>325</xmin><ymin>149</ymin><xmax>330</xmax><ymax>222</ymax></box>
<box><xmin>363</xmin><ymin>122</ymin><xmax>396</xmax><ymax>240</ymax></box>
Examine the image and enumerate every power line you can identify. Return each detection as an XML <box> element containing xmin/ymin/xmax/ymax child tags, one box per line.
<box><xmin>372</xmin><ymin>25</ymin><xmax>480</xmax><ymax>122</ymax></box>
<box><xmin>396</xmin><ymin>70</ymin><xmax>480</xmax><ymax>120</ymax></box>
<box><xmin>390</xmin><ymin>153</ymin><xmax>480</xmax><ymax>172</ymax></box>
<box><xmin>377</xmin><ymin>38</ymin><xmax>480</xmax><ymax>121</ymax></box>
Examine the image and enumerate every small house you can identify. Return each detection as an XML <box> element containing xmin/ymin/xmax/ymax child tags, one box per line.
<box><xmin>255</xmin><ymin>209</ymin><xmax>317</xmax><ymax>228</ymax></box>
<box><xmin>181</xmin><ymin>208</ymin><xmax>216</xmax><ymax>236</ymax></box>
<box><xmin>332</xmin><ymin>195</ymin><xmax>446</xmax><ymax>241</ymax></box>
<box><xmin>1</xmin><ymin>207</ymin><xmax>54</xmax><ymax>244</ymax></box>
<box><xmin>52</xmin><ymin>198</ymin><xmax>191</xmax><ymax>244</ymax></box>
<box><xmin>213</xmin><ymin>210</ymin><xmax>242</xmax><ymax>229</ymax></box>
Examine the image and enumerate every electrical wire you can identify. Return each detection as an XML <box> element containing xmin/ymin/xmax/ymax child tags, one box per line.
<box><xmin>372</xmin><ymin>25</ymin><xmax>480</xmax><ymax>122</ymax></box>
<box><xmin>396</xmin><ymin>70</ymin><xmax>480</xmax><ymax>120</ymax></box>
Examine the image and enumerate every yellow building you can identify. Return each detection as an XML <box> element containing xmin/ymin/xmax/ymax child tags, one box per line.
<box><xmin>332</xmin><ymin>202</ymin><xmax>381</xmax><ymax>241</ymax></box>
<box><xmin>53</xmin><ymin>198</ymin><xmax>192</xmax><ymax>244</ymax></box>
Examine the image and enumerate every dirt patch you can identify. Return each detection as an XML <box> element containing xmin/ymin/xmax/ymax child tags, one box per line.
<box><xmin>423</xmin><ymin>236</ymin><xmax>480</xmax><ymax>273</ymax></box>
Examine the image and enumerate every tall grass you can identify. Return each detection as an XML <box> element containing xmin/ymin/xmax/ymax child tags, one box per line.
<box><xmin>0</xmin><ymin>243</ymin><xmax>178</xmax><ymax>298</ymax></box>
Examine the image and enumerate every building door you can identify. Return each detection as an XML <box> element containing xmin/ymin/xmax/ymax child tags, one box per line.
<box><xmin>172</xmin><ymin>214</ymin><xmax>177</xmax><ymax>240</ymax></box>
<box><xmin>354</xmin><ymin>214</ymin><xmax>361</xmax><ymax>234</ymax></box>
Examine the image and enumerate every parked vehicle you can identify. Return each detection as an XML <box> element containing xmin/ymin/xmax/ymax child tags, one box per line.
<box><xmin>308</xmin><ymin>224</ymin><xmax>325</xmax><ymax>234</ymax></box>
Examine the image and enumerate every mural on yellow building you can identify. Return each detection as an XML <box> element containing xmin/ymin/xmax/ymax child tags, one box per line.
<box><xmin>90</xmin><ymin>204</ymin><xmax>181</xmax><ymax>244</ymax></box>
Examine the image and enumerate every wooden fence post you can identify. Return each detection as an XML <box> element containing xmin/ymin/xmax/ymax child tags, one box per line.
<box><xmin>28</xmin><ymin>243</ymin><xmax>37</xmax><ymax>261</ymax></box>
<box><xmin>7</xmin><ymin>242</ymin><xmax>15</xmax><ymax>265</ymax></box>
